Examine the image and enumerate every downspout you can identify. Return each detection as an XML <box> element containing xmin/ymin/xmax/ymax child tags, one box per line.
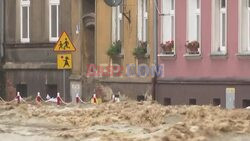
<box><xmin>2</xmin><ymin>0</ymin><xmax>5</xmax><ymax>60</ymax></box>
<box><xmin>0</xmin><ymin>0</ymin><xmax>6</xmax><ymax>99</ymax></box>
<box><xmin>0</xmin><ymin>0</ymin><xmax>4</xmax><ymax>61</ymax></box>
<box><xmin>152</xmin><ymin>0</ymin><xmax>158</xmax><ymax>101</ymax></box>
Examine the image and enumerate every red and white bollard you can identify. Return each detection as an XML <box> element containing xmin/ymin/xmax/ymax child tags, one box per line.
<box><xmin>93</xmin><ymin>94</ymin><xmax>97</xmax><ymax>104</ymax></box>
<box><xmin>112</xmin><ymin>94</ymin><xmax>115</xmax><ymax>103</ymax></box>
<box><xmin>16</xmin><ymin>92</ymin><xmax>21</xmax><ymax>104</ymax></box>
<box><xmin>57</xmin><ymin>92</ymin><xmax>62</xmax><ymax>105</ymax></box>
<box><xmin>76</xmin><ymin>93</ymin><xmax>83</xmax><ymax>104</ymax></box>
<box><xmin>46</xmin><ymin>94</ymin><xmax>51</xmax><ymax>100</ymax></box>
<box><xmin>36</xmin><ymin>92</ymin><xmax>42</xmax><ymax>103</ymax></box>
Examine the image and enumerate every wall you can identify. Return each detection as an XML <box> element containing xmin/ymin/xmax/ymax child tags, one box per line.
<box><xmin>3</xmin><ymin>0</ymin><xmax>72</xmax><ymax>100</ymax></box>
<box><xmin>94</xmin><ymin>0</ymin><xmax>155</xmax><ymax>98</ymax></box>
<box><xmin>70</xmin><ymin>0</ymin><xmax>96</xmax><ymax>100</ymax></box>
<box><xmin>5</xmin><ymin>0</ymin><xmax>72</xmax><ymax>43</ymax></box>
<box><xmin>157</xmin><ymin>0</ymin><xmax>250</xmax><ymax>107</ymax></box>
<box><xmin>5</xmin><ymin>70</ymin><xmax>70</xmax><ymax>101</ymax></box>
<box><xmin>96</xmin><ymin>0</ymin><xmax>154</xmax><ymax>78</ymax></box>
<box><xmin>157</xmin><ymin>81</ymin><xmax>250</xmax><ymax>108</ymax></box>
<box><xmin>158</xmin><ymin>0</ymin><xmax>250</xmax><ymax>80</ymax></box>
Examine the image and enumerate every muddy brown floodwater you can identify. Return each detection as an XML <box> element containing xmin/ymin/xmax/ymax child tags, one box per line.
<box><xmin>0</xmin><ymin>101</ymin><xmax>250</xmax><ymax>141</ymax></box>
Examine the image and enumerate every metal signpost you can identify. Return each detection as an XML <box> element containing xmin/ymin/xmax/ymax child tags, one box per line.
<box><xmin>53</xmin><ymin>32</ymin><xmax>76</xmax><ymax>99</ymax></box>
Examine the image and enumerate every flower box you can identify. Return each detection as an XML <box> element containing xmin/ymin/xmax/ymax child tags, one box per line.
<box><xmin>133</xmin><ymin>41</ymin><xmax>147</xmax><ymax>58</ymax></box>
<box><xmin>185</xmin><ymin>40</ymin><xmax>200</xmax><ymax>54</ymax></box>
<box><xmin>160</xmin><ymin>40</ymin><xmax>174</xmax><ymax>54</ymax></box>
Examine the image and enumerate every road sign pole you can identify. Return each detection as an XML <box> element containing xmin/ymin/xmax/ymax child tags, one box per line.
<box><xmin>63</xmin><ymin>69</ymin><xmax>66</xmax><ymax>100</ymax></box>
<box><xmin>53</xmin><ymin>32</ymin><xmax>76</xmax><ymax>101</ymax></box>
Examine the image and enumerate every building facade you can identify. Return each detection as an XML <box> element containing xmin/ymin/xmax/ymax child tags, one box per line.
<box><xmin>2</xmin><ymin>0</ymin><xmax>77</xmax><ymax>100</ymax></box>
<box><xmin>94</xmin><ymin>0</ymin><xmax>155</xmax><ymax>99</ymax></box>
<box><xmin>69</xmin><ymin>0</ymin><xmax>96</xmax><ymax>100</ymax></box>
<box><xmin>157</xmin><ymin>0</ymin><xmax>250</xmax><ymax>108</ymax></box>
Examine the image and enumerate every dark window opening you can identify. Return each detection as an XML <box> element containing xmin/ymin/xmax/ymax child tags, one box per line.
<box><xmin>189</xmin><ymin>98</ymin><xmax>196</xmax><ymax>105</ymax></box>
<box><xmin>16</xmin><ymin>84</ymin><xmax>27</xmax><ymax>98</ymax></box>
<box><xmin>221</xmin><ymin>0</ymin><xmax>226</xmax><ymax>8</ymax></box>
<box><xmin>242</xmin><ymin>99</ymin><xmax>250</xmax><ymax>108</ymax></box>
<box><xmin>46</xmin><ymin>84</ymin><xmax>57</xmax><ymax>98</ymax></box>
<box><xmin>164</xmin><ymin>97</ymin><xmax>171</xmax><ymax>106</ymax></box>
<box><xmin>137</xmin><ymin>95</ymin><xmax>145</xmax><ymax>102</ymax></box>
<box><xmin>213</xmin><ymin>98</ymin><xmax>221</xmax><ymax>106</ymax></box>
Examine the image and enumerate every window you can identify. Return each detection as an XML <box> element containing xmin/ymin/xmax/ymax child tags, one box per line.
<box><xmin>239</xmin><ymin>0</ymin><xmax>250</xmax><ymax>53</ymax></box>
<box><xmin>138</xmin><ymin>0</ymin><xmax>148</xmax><ymax>42</ymax></box>
<box><xmin>242</xmin><ymin>99</ymin><xmax>250</xmax><ymax>108</ymax></box>
<box><xmin>220</xmin><ymin>0</ymin><xmax>226</xmax><ymax>52</ymax></box>
<box><xmin>137</xmin><ymin>95</ymin><xmax>145</xmax><ymax>101</ymax></box>
<box><xmin>212</xmin><ymin>0</ymin><xmax>227</xmax><ymax>53</ymax></box>
<box><xmin>161</xmin><ymin>0</ymin><xmax>175</xmax><ymax>54</ymax></box>
<box><xmin>213</xmin><ymin>98</ymin><xmax>221</xmax><ymax>106</ymax></box>
<box><xmin>20</xmin><ymin>0</ymin><xmax>30</xmax><ymax>43</ymax></box>
<box><xmin>112</xmin><ymin>6</ymin><xmax>123</xmax><ymax>42</ymax></box>
<box><xmin>164</xmin><ymin>97</ymin><xmax>171</xmax><ymax>106</ymax></box>
<box><xmin>189</xmin><ymin>98</ymin><xmax>197</xmax><ymax>105</ymax></box>
<box><xmin>49</xmin><ymin>0</ymin><xmax>60</xmax><ymax>42</ymax></box>
<box><xmin>187</xmin><ymin>0</ymin><xmax>201</xmax><ymax>54</ymax></box>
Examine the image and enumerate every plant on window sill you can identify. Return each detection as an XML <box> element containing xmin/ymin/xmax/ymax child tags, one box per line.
<box><xmin>133</xmin><ymin>41</ymin><xmax>148</xmax><ymax>58</ymax></box>
<box><xmin>107</xmin><ymin>40</ymin><xmax>122</xmax><ymax>58</ymax></box>
<box><xmin>160</xmin><ymin>40</ymin><xmax>174</xmax><ymax>54</ymax></box>
<box><xmin>185</xmin><ymin>40</ymin><xmax>200</xmax><ymax>54</ymax></box>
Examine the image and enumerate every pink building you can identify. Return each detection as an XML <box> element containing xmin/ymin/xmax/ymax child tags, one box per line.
<box><xmin>157</xmin><ymin>0</ymin><xmax>250</xmax><ymax>108</ymax></box>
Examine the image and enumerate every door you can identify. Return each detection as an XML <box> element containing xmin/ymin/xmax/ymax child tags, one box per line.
<box><xmin>226</xmin><ymin>88</ymin><xmax>235</xmax><ymax>109</ymax></box>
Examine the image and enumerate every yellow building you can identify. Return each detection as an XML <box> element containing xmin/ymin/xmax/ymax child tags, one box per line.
<box><xmin>94</xmin><ymin>0</ymin><xmax>155</xmax><ymax>99</ymax></box>
<box><xmin>68</xmin><ymin>0</ymin><xmax>155</xmax><ymax>100</ymax></box>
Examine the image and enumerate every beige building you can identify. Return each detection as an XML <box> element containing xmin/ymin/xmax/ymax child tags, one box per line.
<box><xmin>93</xmin><ymin>0</ymin><xmax>155</xmax><ymax>99</ymax></box>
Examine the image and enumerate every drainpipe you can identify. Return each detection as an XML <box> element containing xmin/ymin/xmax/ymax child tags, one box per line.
<box><xmin>2</xmin><ymin>0</ymin><xmax>5</xmax><ymax>60</ymax></box>
<box><xmin>0</xmin><ymin>0</ymin><xmax>5</xmax><ymax>99</ymax></box>
<box><xmin>152</xmin><ymin>0</ymin><xmax>158</xmax><ymax>101</ymax></box>
<box><xmin>0</xmin><ymin>0</ymin><xmax>3</xmax><ymax>61</ymax></box>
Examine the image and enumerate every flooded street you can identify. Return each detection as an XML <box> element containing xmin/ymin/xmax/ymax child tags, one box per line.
<box><xmin>0</xmin><ymin>101</ymin><xmax>250</xmax><ymax>141</ymax></box>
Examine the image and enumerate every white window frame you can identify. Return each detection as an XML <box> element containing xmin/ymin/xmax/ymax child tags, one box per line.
<box><xmin>161</xmin><ymin>0</ymin><xmax>175</xmax><ymax>42</ymax></box>
<box><xmin>138</xmin><ymin>0</ymin><xmax>148</xmax><ymax>42</ymax></box>
<box><xmin>195</xmin><ymin>0</ymin><xmax>201</xmax><ymax>42</ymax></box>
<box><xmin>20</xmin><ymin>0</ymin><xmax>30</xmax><ymax>43</ymax></box>
<box><xmin>220</xmin><ymin>0</ymin><xmax>227</xmax><ymax>52</ymax></box>
<box><xmin>211</xmin><ymin>0</ymin><xmax>227</xmax><ymax>53</ymax></box>
<box><xmin>187</xmin><ymin>0</ymin><xmax>201</xmax><ymax>54</ymax></box>
<box><xmin>238</xmin><ymin>0</ymin><xmax>250</xmax><ymax>53</ymax></box>
<box><xmin>49</xmin><ymin>0</ymin><xmax>60</xmax><ymax>42</ymax></box>
<box><xmin>248</xmin><ymin>0</ymin><xmax>250</xmax><ymax>51</ymax></box>
<box><xmin>112</xmin><ymin>6</ymin><xmax>123</xmax><ymax>42</ymax></box>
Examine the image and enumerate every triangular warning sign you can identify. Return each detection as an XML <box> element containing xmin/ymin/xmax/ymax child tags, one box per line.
<box><xmin>54</xmin><ymin>32</ymin><xmax>76</xmax><ymax>52</ymax></box>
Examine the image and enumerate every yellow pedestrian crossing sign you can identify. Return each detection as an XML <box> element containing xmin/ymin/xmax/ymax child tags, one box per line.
<box><xmin>54</xmin><ymin>32</ymin><xmax>76</xmax><ymax>52</ymax></box>
<box><xmin>57</xmin><ymin>54</ymin><xmax>72</xmax><ymax>69</ymax></box>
